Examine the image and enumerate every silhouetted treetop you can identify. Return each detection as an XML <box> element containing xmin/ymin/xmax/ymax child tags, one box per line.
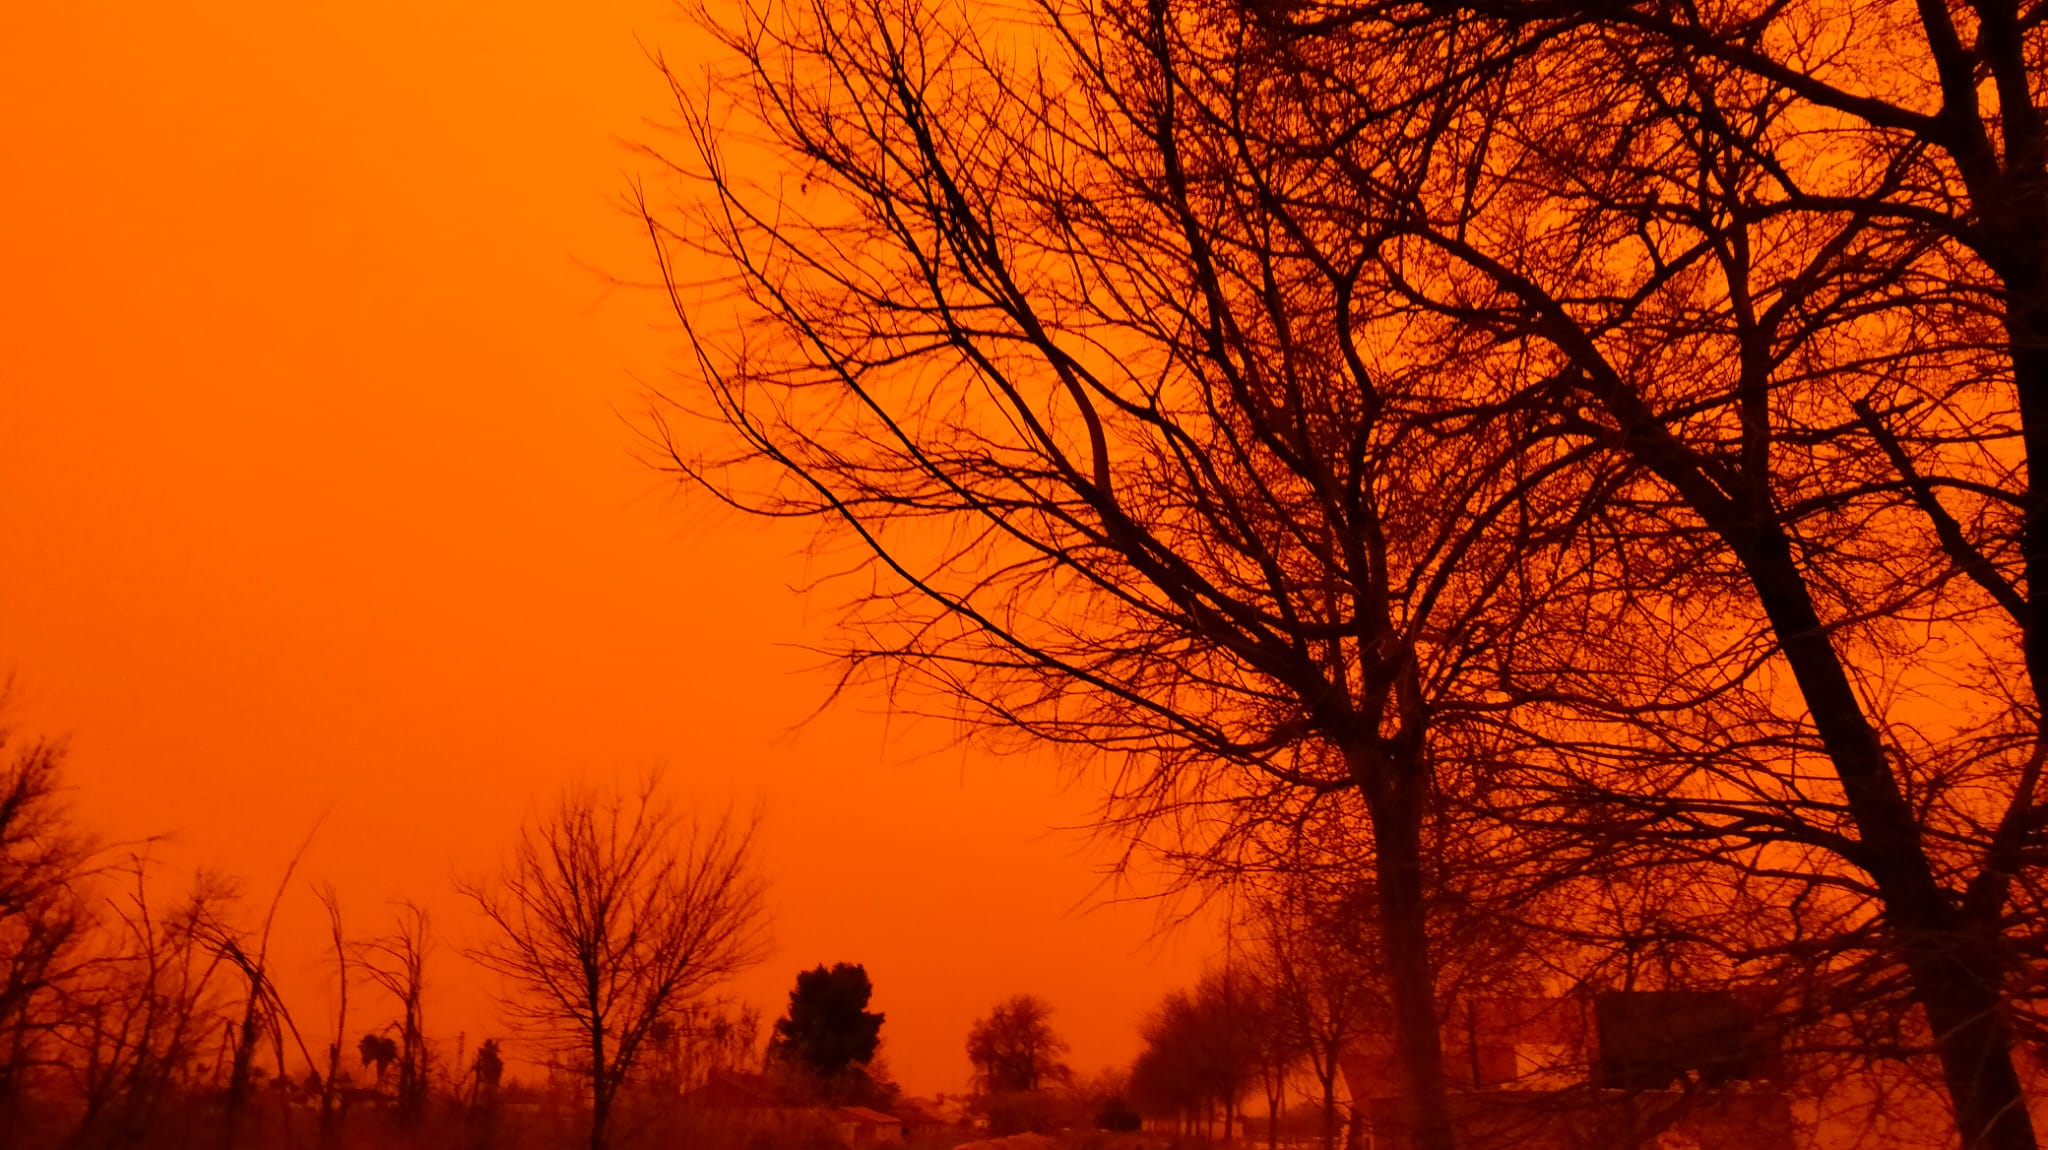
<box><xmin>767</xmin><ymin>963</ymin><xmax>885</xmax><ymax>1080</ymax></box>
<box><xmin>966</xmin><ymin>995</ymin><xmax>1071</xmax><ymax>1096</ymax></box>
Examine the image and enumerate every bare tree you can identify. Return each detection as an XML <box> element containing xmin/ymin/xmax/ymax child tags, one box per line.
<box><xmin>967</xmin><ymin>994</ymin><xmax>1073</xmax><ymax>1135</ymax></box>
<box><xmin>1130</xmin><ymin>989</ymin><xmax>1212</xmax><ymax>1137</ymax></box>
<box><xmin>68</xmin><ymin>859</ymin><xmax>238</xmax><ymax>1148</ymax></box>
<box><xmin>459</xmin><ymin>776</ymin><xmax>769</xmax><ymax>1150</ymax></box>
<box><xmin>1128</xmin><ymin>969</ymin><xmax>1275</xmax><ymax>1143</ymax></box>
<box><xmin>967</xmin><ymin>994</ymin><xmax>1072</xmax><ymax>1097</ymax></box>
<box><xmin>1249</xmin><ymin>879</ymin><xmax>1383</xmax><ymax>1150</ymax></box>
<box><xmin>360</xmin><ymin>901</ymin><xmax>429</xmax><ymax>1125</ymax></box>
<box><xmin>1140</xmin><ymin>4</ymin><xmax>2048</xmax><ymax>1145</ymax></box>
<box><xmin>312</xmin><ymin>882</ymin><xmax>347</xmax><ymax>1143</ymax></box>
<box><xmin>1197</xmin><ymin>966</ymin><xmax>1266</xmax><ymax>1143</ymax></box>
<box><xmin>208</xmin><ymin>827</ymin><xmax>319</xmax><ymax>1150</ymax></box>
<box><xmin>0</xmin><ymin>713</ymin><xmax>94</xmax><ymax>1120</ymax></box>
<box><xmin>1246</xmin><ymin>971</ymin><xmax>1304</xmax><ymax>1150</ymax></box>
<box><xmin>654</xmin><ymin>0</ymin><xmax>2048</xmax><ymax>1145</ymax></box>
<box><xmin>647</xmin><ymin>1</ymin><xmax>1611</xmax><ymax>1143</ymax></box>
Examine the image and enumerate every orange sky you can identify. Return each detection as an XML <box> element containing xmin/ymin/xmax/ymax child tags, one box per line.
<box><xmin>0</xmin><ymin>0</ymin><xmax>1207</xmax><ymax>1093</ymax></box>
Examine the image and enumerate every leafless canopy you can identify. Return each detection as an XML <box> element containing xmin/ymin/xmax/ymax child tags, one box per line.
<box><xmin>0</xmin><ymin>714</ymin><xmax>95</xmax><ymax>1117</ymax></box>
<box><xmin>459</xmin><ymin>775</ymin><xmax>768</xmax><ymax>1150</ymax></box>
<box><xmin>647</xmin><ymin>1</ymin><xmax>1609</xmax><ymax>1141</ymax></box>
<box><xmin>647</xmin><ymin>0</ymin><xmax>2048</xmax><ymax>1144</ymax></box>
<box><xmin>358</xmin><ymin>902</ymin><xmax>430</xmax><ymax>1124</ymax></box>
<box><xmin>966</xmin><ymin>994</ymin><xmax>1072</xmax><ymax>1096</ymax></box>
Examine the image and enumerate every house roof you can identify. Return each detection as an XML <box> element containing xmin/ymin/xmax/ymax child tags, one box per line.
<box><xmin>836</xmin><ymin>1106</ymin><xmax>905</xmax><ymax>1126</ymax></box>
<box><xmin>682</xmin><ymin>1071</ymin><xmax>781</xmax><ymax>1108</ymax></box>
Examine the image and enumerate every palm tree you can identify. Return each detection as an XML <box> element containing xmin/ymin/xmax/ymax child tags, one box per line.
<box><xmin>357</xmin><ymin>1033</ymin><xmax>397</xmax><ymax>1092</ymax></box>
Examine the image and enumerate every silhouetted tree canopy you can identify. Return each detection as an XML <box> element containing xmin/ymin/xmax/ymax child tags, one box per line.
<box><xmin>966</xmin><ymin>995</ymin><xmax>1071</xmax><ymax>1096</ymax></box>
<box><xmin>356</xmin><ymin>1034</ymin><xmax>397</xmax><ymax>1087</ymax></box>
<box><xmin>766</xmin><ymin>962</ymin><xmax>885</xmax><ymax>1084</ymax></box>
<box><xmin>650</xmin><ymin>0</ymin><xmax>2048</xmax><ymax>1145</ymax></box>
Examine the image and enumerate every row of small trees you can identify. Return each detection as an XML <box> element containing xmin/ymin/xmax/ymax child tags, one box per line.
<box><xmin>0</xmin><ymin>716</ymin><xmax>459</xmax><ymax>1150</ymax></box>
<box><xmin>6</xmin><ymin>703</ymin><xmax>1216</xmax><ymax>1150</ymax></box>
<box><xmin>0</xmin><ymin>712</ymin><xmax>772</xmax><ymax>1150</ymax></box>
<box><xmin>956</xmin><ymin>975</ymin><xmax>1366</xmax><ymax>1146</ymax></box>
<box><xmin>1131</xmin><ymin>881</ymin><xmax>1383</xmax><ymax>1150</ymax></box>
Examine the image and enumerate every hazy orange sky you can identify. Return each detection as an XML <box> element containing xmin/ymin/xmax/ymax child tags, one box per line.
<box><xmin>0</xmin><ymin>0</ymin><xmax>1208</xmax><ymax>1093</ymax></box>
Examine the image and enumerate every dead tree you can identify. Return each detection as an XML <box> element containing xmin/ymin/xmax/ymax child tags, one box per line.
<box><xmin>459</xmin><ymin>775</ymin><xmax>768</xmax><ymax>1150</ymax></box>
<box><xmin>360</xmin><ymin>902</ymin><xmax>429</xmax><ymax>1125</ymax></box>
<box><xmin>69</xmin><ymin>860</ymin><xmax>237</xmax><ymax>1148</ymax></box>
<box><xmin>210</xmin><ymin>827</ymin><xmax>318</xmax><ymax>1150</ymax></box>
<box><xmin>313</xmin><ymin>882</ymin><xmax>347</xmax><ymax>1144</ymax></box>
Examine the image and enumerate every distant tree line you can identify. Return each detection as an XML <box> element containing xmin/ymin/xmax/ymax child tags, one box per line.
<box><xmin>0</xmin><ymin>721</ymin><xmax>770</xmax><ymax>1150</ymax></box>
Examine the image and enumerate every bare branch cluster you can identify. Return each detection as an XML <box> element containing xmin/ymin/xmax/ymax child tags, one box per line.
<box><xmin>459</xmin><ymin>775</ymin><xmax>769</xmax><ymax>1150</ymax></box>
<box><xmin>647</xmin><ymin>0</ymin><xmax>2048</xmax><ymax>1144</ymax></box>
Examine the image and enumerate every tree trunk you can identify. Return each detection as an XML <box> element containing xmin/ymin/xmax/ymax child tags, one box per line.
<box><xmin>1957</xmin><ymin>120</ymin><xmax>2048</xmax><ymax>1146</ymax></box>
<box><xmin>1974</xmin><ymin>111</ymin><xmax>2048</xmax><ymax>712</ymax></box>
<box><xmin>320</xmin><ymin>918</ymin><xmax>344</xmax><ymax>1144</ymax></box>
<box><xmin>589</xmin><ymin>1018</ymin><xmax>609</xmax><ymax>1150</ymax></box>
<box><xmin>1320</xmin><ymin>1065</ymin><xmax>1339</xmax><ymax>1150</ymax></box>
<box><xmin>590</xmin><ymin>1080</ymin><xmax>611</xmax><ymax>1150</ymax></box>
<box><xmin>1740</xmin><ymin>527</ymin><xmax>2036</xmax><ymax>1150</ymax></box>
<box><xmin>1352</xmin><ymin>745</ymin><xmax>1456</xmax><ymax>1150</ymax></box>
<box><xmin>221</xmin><ymin>996</ymin><xmax>263</xmax><ymax>1150</ymax></box>
<box><xmin>2012</xmin><ymin>304</ymin><xmax>2048</xmax><ymax>710</ymax></box>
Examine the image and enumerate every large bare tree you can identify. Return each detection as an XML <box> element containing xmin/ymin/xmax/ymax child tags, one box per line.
<box><xmin>459</xmin><ymin>776</ymin><xmax>768</xmax><ymax>1150</ymax></box>
<box><xmin>1136</xmin><ymin>3</ymin><xmax>2048</xmax><ymax>1144</ymax></box>
<box><xmin>647</xmin><ymin>0</ymin><xmax>1611</xmax><ymax>1142</ymax></box>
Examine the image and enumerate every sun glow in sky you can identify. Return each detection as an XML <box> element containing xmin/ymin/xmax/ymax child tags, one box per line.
<box><xmin>0</xmin><ymin>0</ymin><xmax>1204</xmax><ymax>1093</ymax></box>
